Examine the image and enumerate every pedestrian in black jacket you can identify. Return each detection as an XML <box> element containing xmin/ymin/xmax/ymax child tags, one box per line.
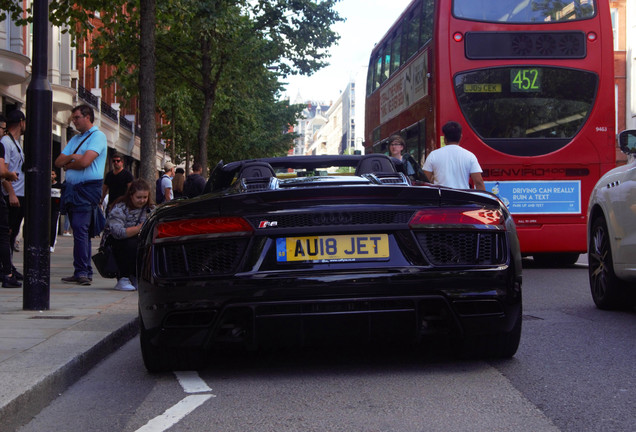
<box><xmin>183</xmin><ymin>163</ymin><xmax>206</xmax><ymax>198</ymax></box>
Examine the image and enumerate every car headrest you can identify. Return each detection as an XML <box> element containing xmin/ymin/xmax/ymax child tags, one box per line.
<box><xmin>238</xmin><ymin>162</ymin><xmax>275</xmax><ymax>179</ymax></box>
<box><xmin>355</xmin><ymin>154</ymin><xmax>397</xmax><ymax>175</ymax></box>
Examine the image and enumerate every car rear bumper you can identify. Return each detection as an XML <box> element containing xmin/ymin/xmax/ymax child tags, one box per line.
<box><xmin>139</xmin><ymin>267</ymin><xmax>522</xmax><ymax>351</ymax></box>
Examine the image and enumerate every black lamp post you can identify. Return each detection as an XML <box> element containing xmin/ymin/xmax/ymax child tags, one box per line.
<box><xmin>23</xmin><ymin>0</ymin><xmax>52</xmax><ymax>310</ymax></box>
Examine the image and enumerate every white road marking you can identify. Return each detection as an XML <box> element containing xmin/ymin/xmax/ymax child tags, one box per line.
<box><xmin>135</xmin><ymin>372</ymin><xmax>215</xmax><ymax>431</ymax></box>
<box><xmin>174</xmin><ymin>371</ymin><xmax>215</xmax><ymax>394</ymax></box>
<box><xmin>135</xmin><ymin>395</ymin><xmax>212</xmax><ymax>432</ymax></box>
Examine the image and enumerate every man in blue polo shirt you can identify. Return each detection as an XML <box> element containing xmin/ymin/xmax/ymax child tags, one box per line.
<box><xmin>55</xmin><ymin>104</ymin><xmax>107</xmax><ymax>286</ymax></box>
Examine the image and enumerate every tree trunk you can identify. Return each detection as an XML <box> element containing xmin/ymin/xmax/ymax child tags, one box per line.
<box><xmin>171</xmin><ymin>104</ymin><xmax>176</xmax><ymax>162</ymax></box>
<box><xmin>197</xmin><ymin>94</ymin><xmax>213</xmax><ymax>178</ymax></box>
<box><xmin>196</xmin><ymin>37</ymin><xmax>224</xmax><ymax>178</ymax></box>
<box><xmin>139</xmin><ymin>0</ymin><xmax>157</xmax><ymax>192</ymax></box>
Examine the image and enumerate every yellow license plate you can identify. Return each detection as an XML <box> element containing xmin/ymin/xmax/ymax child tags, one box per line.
<box><xmin>276</xmin><ymin>234</ymin><xmax>390</xmax><ymax>262</ymax></box>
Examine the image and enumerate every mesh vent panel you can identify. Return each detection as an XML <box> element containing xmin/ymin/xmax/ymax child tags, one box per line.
<box><xmin>156</xmin><ymin>239</ymin><xmax>248</xmax><ymax>277</ymax></box>
<box><xmin>416</xmin><ymin>231</ymin><xmax>505</xmax><ymax>266</ymax></box>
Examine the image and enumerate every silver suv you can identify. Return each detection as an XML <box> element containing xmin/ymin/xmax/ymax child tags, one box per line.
<box><xmin>587</xmin><ymin>129</ymin><xmax>636</xmax><ymax>309</ymax></box>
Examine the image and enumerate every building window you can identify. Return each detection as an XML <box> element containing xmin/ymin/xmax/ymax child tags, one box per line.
<box><xmin>615</xmin><ymin>84</ymin><xmax>618</xmax><ymax>133</ymax></box>
<box><xmin>70</xmin><ymin>43</ymin><xmax>76</xmax><ymax>70</ymax></box>
<box><xmin>611</xmin><ymin>8</ymin><xmax>619</xmax><ymax>50</ymax></box>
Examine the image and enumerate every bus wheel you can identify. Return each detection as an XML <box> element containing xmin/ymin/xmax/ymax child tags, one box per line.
<box><xmin>532</xmin><ymin>253</ymin><xmax>579</xmax><ymax>267</ymax></box>
<box><xmin>588</xmin><ymin>216</ymin><xmax>634</xmax><ymax>310</ymax></box>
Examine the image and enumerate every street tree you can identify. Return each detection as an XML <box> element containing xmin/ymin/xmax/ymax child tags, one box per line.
<box><xmin>90</xmin><ymin>0</ymin><xmax>342</xmax><ymax>173</ymax></box>
<box><xmin>0</xmin><ymin>0</ymin><xmax>342</xmax><ymax>176</ymax></box>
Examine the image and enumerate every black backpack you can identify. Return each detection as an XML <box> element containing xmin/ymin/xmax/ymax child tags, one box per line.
<box><xmin>156</xmin><ymin>176</ymin><xmax>166</xmax><ymax>203</ymax></box>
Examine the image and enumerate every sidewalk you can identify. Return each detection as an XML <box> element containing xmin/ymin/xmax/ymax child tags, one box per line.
<box><xmin>0</xmin><ymin>234</ymin><xmax>138</xmax><ymax>432</ymax></box>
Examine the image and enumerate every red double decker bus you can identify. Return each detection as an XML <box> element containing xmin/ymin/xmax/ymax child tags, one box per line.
<box><xmin>365</xmin><ymin>0</ymin><xmax>616</xmax><ymax>265</ymax></box>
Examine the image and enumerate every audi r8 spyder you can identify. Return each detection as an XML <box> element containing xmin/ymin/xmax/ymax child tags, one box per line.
<box><xmin>137</xmin><ymin>154</ymin><xmax>523</xmax><ymax>372</ymax></box>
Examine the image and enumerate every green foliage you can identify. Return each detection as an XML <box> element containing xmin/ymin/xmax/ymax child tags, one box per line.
<box><xmin>2</xmin><ymin>0</ymin><xmax>342</xmax><ymax>168</ymax></box>
<box><xmin>0</xmin><ymin>0</ymin><xmax>129</xmax><ymax>38</ymax></box>
<box><xmin>208</xmin><ymin>74</ymin><xmax>303</xmax><ymax>162</ymax></box>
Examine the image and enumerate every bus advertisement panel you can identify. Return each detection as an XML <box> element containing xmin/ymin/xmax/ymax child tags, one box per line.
<box><xmin>365</xmin><ymin>0</ymin><xmax>615</xmax><ymax>266</ymax></box>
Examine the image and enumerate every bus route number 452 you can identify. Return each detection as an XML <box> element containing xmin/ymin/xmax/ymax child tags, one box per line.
<box><xmin>511</xmin><ymin>68</ymin><xmax>541</xmax><ymax>93</ymax></box>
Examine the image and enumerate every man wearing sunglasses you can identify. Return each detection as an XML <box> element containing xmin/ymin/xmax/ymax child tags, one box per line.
<box><xmin>101</xmin><ymin>152</ymin><xmax>133</xmax><ymax>216</ymax></box>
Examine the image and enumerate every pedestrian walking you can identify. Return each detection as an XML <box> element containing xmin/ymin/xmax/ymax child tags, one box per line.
<box><xmin>101</xmin><ymin>152</ymin><xmax>133</xmax><ymax>216</ymax></box>
<box><xmin>422</xmin><ymin>121</ymin><xmax>485</xmax><ymax>190</ymax></box>
<box><xmin>0</xmin><ymin>114</ymin><xmax>21</xmax><ymax>288</ymax></box>
<box><xmin>55</xmin><ymin>104</ymin><xmax>108</xmax><ymax>286</ymax></box>
<box><xmin>387</xmin><ymin>134</ymin><xmax>428</xmax><ymax>182</ymax></box>
<box><xmin>158</xmin><ymin>162</ymin><xmax>175</xmax><ymax>203</ymax></box>
<box><xmin>1</xmin><ymin>110</ymin><xmax>26</xmax><ymax>269</ymax></box>
<box><xmin>172</xmin><ymin>167</ymin><xmax>185</xmax><ymax>199</ymax></box>
<box><xmin>51</xmin><ymin>170</ymin><xmax>62</xmax><ymax>252</ymax></box>
<box><xmin>183</xmin><ymin>162</ymin><xmax>206</xmax><ymax>198</ymax></box>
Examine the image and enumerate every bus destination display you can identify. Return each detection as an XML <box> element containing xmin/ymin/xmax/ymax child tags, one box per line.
<box><xmin>510</xmin><ymin>68</ymin><xmax>542</xmax><ymax>93</ymax></box>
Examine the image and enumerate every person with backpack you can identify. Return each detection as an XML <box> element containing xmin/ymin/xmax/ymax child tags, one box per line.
<box><xmin>156</xmin><ymin>162</ymin><xmax>175</xmax><ymax>204</ymax></box>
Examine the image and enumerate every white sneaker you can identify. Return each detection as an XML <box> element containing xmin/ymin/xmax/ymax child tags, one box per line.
<box><xmin>114</xmin><ymin>277</ymin><xmax>136</xmax><ymax>291</ymax></box>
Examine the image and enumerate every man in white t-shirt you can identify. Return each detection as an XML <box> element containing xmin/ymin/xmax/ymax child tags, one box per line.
<box><xmin>422</xmin><ymin>121</ymin><xmax>485</xmax><ymax>190</ymax></box>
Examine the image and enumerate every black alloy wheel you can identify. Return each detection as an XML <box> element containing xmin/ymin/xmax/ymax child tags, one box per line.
<box><xmin>588</xmin><ymin>216</ymin><xmax>634</xmax><ymax>310</ymax></box>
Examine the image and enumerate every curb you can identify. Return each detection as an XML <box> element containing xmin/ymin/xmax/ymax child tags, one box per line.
<box><xmin>0</xmin><ymin>316</ymin><xmax>139</xmax><ymax>432</ymax></box>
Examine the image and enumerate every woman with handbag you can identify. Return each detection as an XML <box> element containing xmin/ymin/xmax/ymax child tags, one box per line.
<box><xmin>104</xmin><ymin>179</ymin><xmax>154</xmax><ymax>291</ymax></box>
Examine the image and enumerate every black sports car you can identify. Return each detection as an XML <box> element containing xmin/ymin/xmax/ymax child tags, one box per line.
<box><xmin>138</xmin><ymin>154</ymin><xmax>522</xmax><ymax>372</ymax></box>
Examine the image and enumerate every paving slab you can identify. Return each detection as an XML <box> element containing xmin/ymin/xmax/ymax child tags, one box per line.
<box><xmin>0</xmin><ymin>235</ymin><xmax>139</xmax><ymax>432</ymax></box>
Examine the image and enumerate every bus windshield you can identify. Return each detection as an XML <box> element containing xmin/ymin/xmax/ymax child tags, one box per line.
<box><xmin>454</xmin><ymin>67</ymin><xmax>598</xmax><ymax>155</ymax></box>
<box><xmin>453</xmin><ymin>0</ymin><xmax>596</xmax><ymax>23</ymax></box>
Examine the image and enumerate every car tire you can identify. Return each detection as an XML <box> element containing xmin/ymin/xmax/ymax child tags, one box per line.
<box><xmin>457</xmin><ymin>308</ymin><xmax>522</xmax><ymax>359</ymax></box>
<box><xmin>139</xmin><ymin>313</ymin><xmax>207</xmax><ymax>372</ymax></box>
<box><xmin>588</xmin><ymin>216</ymin><xmax>635</xmax><ymax>310</ymax></box>
<box><xmin>532</xmin><ymin>253</ymin><xmax>579</xmax><ymax>267</ymax></box>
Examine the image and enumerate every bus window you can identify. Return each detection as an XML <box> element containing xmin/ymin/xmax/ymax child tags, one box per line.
<box><xmin>420</xmin><ymin>0</ymin><xmax>434</xmax><ymax>45</ymax></box>
<box><xmin>366</xmin><ymin>58</ymin><xmax>375</xmax><ymax>96</ymax></box>
<box><xmin>454</xmin><ymin>67</ymin><xmax>597</xmax><ymax>155</ymax></box>
<box><xmin>403</xmin><ymin>121</ymin><xmax>425</xmax><ymax>163</ymax></box>
<box><xmin>381</xmin><ymin>43</ymin><xmax>391</xmax><ymax>83</ymax></box>
<box><xmin>390</xmin><ymin>31</ymin><xmax>402</xmax><ymax>74</ymax></box>
<box><xmin>453</xmin><ymin>0</ymin><xmax>596</xmax><ymax>23</ymax></box>
<box><xmin>403</xmin><ymin>4</ymin><xmax>422</xmax><ymax>61</ymax></box>
<box><xmin>375</xmin><ymin>52</ymin><xmax>383</xmax><ymax>88</ymax></box>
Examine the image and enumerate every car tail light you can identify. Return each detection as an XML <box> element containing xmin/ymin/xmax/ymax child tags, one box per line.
<box><xmin>409</xmin><ymin>208</ymin><xmax>505</xmax><ymax>228</ymax></box>
<box><xmin>154</xmin><ymin>217</ymin><xmax>253</xmax><ymax>239</ymax></box>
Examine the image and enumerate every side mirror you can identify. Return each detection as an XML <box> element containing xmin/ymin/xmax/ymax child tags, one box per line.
<box><xmin>618</xmin><ymin>129</ymin><xmax>636</xmax><ymax>155</ymax></box>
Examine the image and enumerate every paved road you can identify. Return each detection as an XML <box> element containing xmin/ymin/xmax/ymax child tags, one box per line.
<box><xmin>16</xmin><ymin>258</ymin><xmax>636</xmax><ymax>432</ymax></box>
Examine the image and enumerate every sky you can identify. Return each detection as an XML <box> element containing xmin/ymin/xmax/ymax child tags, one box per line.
<box><xmin>282</xmin><ymin>0</ymin><xmax>414</xmax><ymax>103</ymax></box>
